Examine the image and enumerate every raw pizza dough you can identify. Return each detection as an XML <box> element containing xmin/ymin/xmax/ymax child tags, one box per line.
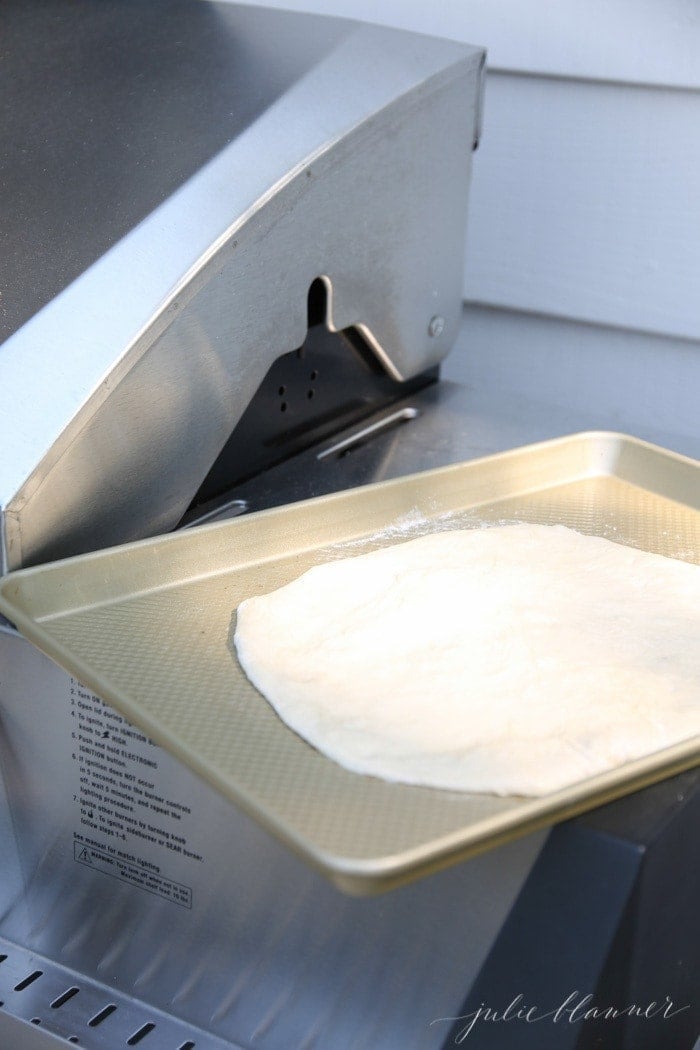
<box><xmin>233</xmin><ymin>524</ymin><xmax>700</xmax><ymax>796</ymax></box>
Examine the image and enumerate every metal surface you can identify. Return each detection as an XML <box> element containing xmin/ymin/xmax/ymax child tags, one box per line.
<box><xmin>187</xmin><ymin>300</ymin><xmax>439</xmax><ymax>507</ymax></box>
<box><xmin>214</xmin><ymin>302</ymin><xmax>700</xmax><ymax>521</ymax></box>
<box><xmin>0</xmin><ymin>1</ymin><xmax>347</xmax><ymax>346</ymax></box>
<box><xmin>0</xmin><ymin>938</ymin><xmax>231</xmax><ymax>1049</ymax></box>
<box><xmin>0</xmin><ymin>1</ymin><xmax>484</xmax><ymax>572</ymax></box>
<box><xmin>0</xmin><ymin>3</ymin><xmax>696</xmax><ymax>1039</ymax></box>
<box><xmin>0</xmin><ymin>625</ymin><xmax>544</xmax><ymax>1048</ymax></box>
<box><xmin>1</xmin><ymin>433</ymin><xmax>698</xmax><ymax>895</ymax></box>
<box><xmin>1</xmin><ymin>302</ymin><xmax>697</xmax><ymax>1044</ymax></box>
<box><xmin>448</xmin><ymin>772</ymin><xmax>700</xmax><ymax>1050</ymax></box>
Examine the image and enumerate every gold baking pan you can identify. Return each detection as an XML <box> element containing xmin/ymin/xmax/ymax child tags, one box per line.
<box><xmin>1</xmin><ymin>431</ymin><xmax>698</xmax><ymax>895</ymax></box>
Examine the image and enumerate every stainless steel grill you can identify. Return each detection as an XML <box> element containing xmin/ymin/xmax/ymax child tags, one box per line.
<box><xmin>1</xmin><ymin>3</ymin><xmax>698</xmax><ymax>1049</ymax></box>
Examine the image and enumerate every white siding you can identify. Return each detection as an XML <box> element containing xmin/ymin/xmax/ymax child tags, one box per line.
<box><xmin>466</xmin><ymin>73</ymin><xmax>700</xmax><ymax>339</ymax></box>
<box><xmin>226</xmin><ymin>0</ymin><xmax>700</xmax><ymax>345</ymax></box>
<box><xmin>229</xmin><ymin>0</ymin><xmax>700</xmax><ymax>89</ymax></box>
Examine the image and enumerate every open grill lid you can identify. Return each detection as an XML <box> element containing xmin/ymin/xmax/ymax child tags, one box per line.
<box><xmin>0</xmin><ymin>0</ymin><xmax>484</xmax><ymax>572</ymax></box>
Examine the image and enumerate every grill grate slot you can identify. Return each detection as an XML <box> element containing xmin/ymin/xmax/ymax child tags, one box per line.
<box><xmin>14</xmin><ymin>969</ymin><xmax>43</xmax><ymax>991</ymax></box>
<box><xmin>88</xmin><ymin>1003</ymin><xmax>117</xmax><ymax>1027</ymax></box>
<box><xmin>51</xmin><ymin>986</ymin><xmax>80</xmax><ymax>1009</ymax></box>
<box><xmin>0</xmin><ymin>939</ymin><xmax>229</xmax><ymax>1048</ymax></box>
<box><xmin>127</xmin><ymin>1021</ymin><xmax>156</xmax><ymax>1045</ymax></box>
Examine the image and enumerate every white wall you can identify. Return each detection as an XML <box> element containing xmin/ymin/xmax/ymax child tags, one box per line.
<box><xmin>233</xmin><ymin>0</ymin><xmax>700</xmax><ymax>88</ymax></box>
<box><xmin>466</xmin><ymin>72</ymin><xmax>700</xmax><ymax>340</ymax></box>
<box><xmin>230</xmin><ymin>0</ymin><xmax>700</xmax><ymax>343</ymax></box>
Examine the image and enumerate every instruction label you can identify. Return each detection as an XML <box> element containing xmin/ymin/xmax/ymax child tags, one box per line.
<box><xmin>68</xmin><ymin>678</ymin><xmax>205</xmax><ymax>905</ymax></box>
<box><xmin>73</xmin><ymin>840</ymin><xmax>192</xmax><ymax>907</ymax></box>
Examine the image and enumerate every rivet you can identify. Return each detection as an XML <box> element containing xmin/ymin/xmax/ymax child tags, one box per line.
<box><xmin>428</xmin><ymin>315</ymin><xmax>445</xmax><ymax>338</ymax></box>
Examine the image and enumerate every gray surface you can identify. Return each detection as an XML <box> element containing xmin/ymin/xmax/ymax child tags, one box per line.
<box><xmin>0</xmin><ymin>632</ymin><xmax>545</xmax><ymax>1049</ymax></box>
<box><xmin>214</xmin><ymin>303</ymin><xmax>700</xmax><ymax>519</ymax></box>
<box><xmin>0</xmin><ymin>1</ymin><xmax>483</xmax><ymax>572</ymax></box>
<box><xmin>0</xmin><ymin>938</ymin><xmax>232</xmax><ymax>1049</ymax></box>
<box><xmin>1</xmin><ymin>296</ymin><xmax>697</xmax><ymax>1041</ymax></box>
<box><xmin>0</xmin><ymin>1</ymin><xmax>346</xmax><ymax>345</ymax></box>
<box><xmin>0</xmin><ymin>1012</ymin><xmax>72</xmax><ymax>1050</ymax></box>
<box><xmin>0</xmin><ymin>4</ymin><xmax>697</xmax><ymax>1045</ymax></box>
<box><xmin>1</xmin><ymin>296</ymin><xmax>697</xmax><ymax>1044</ymax></box>
<box><xmin>3</xmin><ymin>432</ymin><xmax>698</xmax><ymax>895</ymax></box>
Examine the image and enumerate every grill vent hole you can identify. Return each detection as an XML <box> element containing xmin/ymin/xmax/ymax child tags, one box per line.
<box><xmin>89</xmin><ymin>1004</ymin><xmax>117</xmax><ymax>1027</ymax></box>
<box><xmin>14</xmin><ymin>970</ymin><xmax>43</xmax><ymax>991</ymax></box>
<box><xmin>178</xmin><ymin>1042</ymin><xmax>196</xmax><ymax>1050</ymax></box>
<box><xmin>51</xmin><ymin>986</ymin><xmax>80</xmax><ymax>1009</ymax></box>
<box><xmin>0</xmin><ymin>954</ymin><xmax>7</xmax><ymax>964</ymax></box>
<box><xmin>127</xmin><ymin>1021</ymin><xmax>156</xmax><ymax>1045</ymax></box>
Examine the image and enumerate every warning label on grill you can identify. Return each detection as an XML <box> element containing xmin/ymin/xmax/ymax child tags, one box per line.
<box><xmin>64</xmin><ymin>677</ymin><xmax>207</xmax><ymax>909</ymax></box>
<box><xmin>73</xmin><ymin>839</ymin><xmax>192</xmax><ymax>908</ymax></box>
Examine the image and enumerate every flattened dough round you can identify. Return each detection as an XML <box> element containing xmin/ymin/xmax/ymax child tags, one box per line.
<box><xmin>233</xmin><ymin>524</ymin><xmax>700</xmax><ymax>796</ymax></box>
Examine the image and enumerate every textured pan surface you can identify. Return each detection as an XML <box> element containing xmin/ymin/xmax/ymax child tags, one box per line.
<box><xmin>1</xmin><ymin>432</ymin><xmax>698</xmax><ymax>893</ymax></box>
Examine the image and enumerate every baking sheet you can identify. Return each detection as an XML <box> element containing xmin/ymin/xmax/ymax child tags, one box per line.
<box><xmin>1</xmin><ymin>431</ymin><xmax>698</xmax><ymax>894</ymax></box>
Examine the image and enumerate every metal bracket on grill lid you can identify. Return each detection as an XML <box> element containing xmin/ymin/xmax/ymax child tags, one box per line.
<box><xmin>0</xmin><ymin>12</ymin><xmax>484</xmax><ymax>572</ymax></box>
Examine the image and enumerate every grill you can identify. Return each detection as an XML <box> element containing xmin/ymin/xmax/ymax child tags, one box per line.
<box><xmin>0</xmin><ymin>3</ymin><xmax>697</xmax><ymax>1049</ymax></box>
